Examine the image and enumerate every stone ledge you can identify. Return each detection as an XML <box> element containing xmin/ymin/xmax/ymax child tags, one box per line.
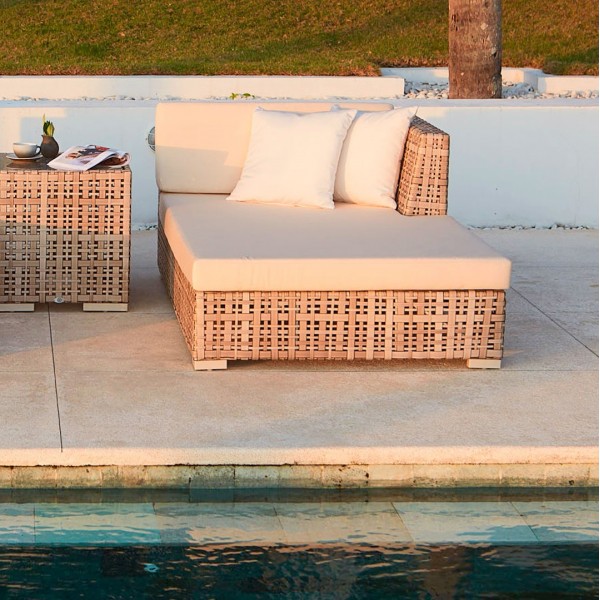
<box><xmin>0</xmin><ymin>463</ymin><xmax>596</xmax><ymax>490</ymax></box>
<box><xmin>0</xmin><ymin>75</ymin><xmax>405</xmax><ymax>101</ymax></box>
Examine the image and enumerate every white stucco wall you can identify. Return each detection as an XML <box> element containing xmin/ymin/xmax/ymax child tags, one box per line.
<box><xmin>0</xmin><ymin>75</ymin><xmax>405</xmax><ymax>100</ymax></box>
<box><xmin>0</xmin><ymin>77</ymin><xmax>597</xmax><ymax>228</ymax></box>
<box><xmin>397</xmin><ymin>99</ymin><xmax>598</xmax><ymax>227</ymax></box>
<box><xmin>0</xmin><ymin>101</ymin><xmax>159</xmax><ymax>225</ymax></box>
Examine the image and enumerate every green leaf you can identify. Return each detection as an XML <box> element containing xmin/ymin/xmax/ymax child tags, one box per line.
<box><xmin>43</xmin><ymin>119</ymin><xmax>55</xmax><ymax>136</ymax></box>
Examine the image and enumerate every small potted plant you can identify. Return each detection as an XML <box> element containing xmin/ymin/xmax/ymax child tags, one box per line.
<box><xmin>40</xmin><ymin>115</ymin><xmax>59</xmax><ymax>159</ymax></box>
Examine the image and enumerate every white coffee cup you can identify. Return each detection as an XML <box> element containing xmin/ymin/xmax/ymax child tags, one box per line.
<box><xmin>13</xmin><ymin>142</ymin><xmax>40</xmax><ymax>158</ymax></box>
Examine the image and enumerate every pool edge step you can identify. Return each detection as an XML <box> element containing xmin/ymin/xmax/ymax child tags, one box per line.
<box><xmin>0</xmin><ymin>463</ymin><xmax>597</xmax><ymax>490</ymax></box>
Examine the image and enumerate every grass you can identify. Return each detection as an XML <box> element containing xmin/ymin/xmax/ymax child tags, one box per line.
<box><xmin>0</xmin><ymin>0</ymin><xmax>597</xmax><ymax>76</ymax></box>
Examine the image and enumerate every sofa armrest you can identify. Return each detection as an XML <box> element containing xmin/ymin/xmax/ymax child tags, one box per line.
<box><xmin>396</xmin><ymin>116</ymin><xmax>450</xmax><ymax>216</ymax></box>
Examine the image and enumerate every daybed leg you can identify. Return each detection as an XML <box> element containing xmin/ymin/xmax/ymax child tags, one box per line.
<box><xmin>193</xmin><ymin>359</ymin><xmax>228</xmax><ymax>371</ymax></box>
<box><xmin>467</xmin><ymin>358</ymin><xmax>502</xmax><ymax>369</ymax></box>
<box><xmin>0</xmin><ymin>304</ymin><xmax>35</xmax><ymax>312</ymax></box>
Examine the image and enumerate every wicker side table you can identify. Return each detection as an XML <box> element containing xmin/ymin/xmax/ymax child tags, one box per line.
<box><xmin>0</xmin><ymin>154</ymin><xmax>131</xmax><ymax>311</ymax></box>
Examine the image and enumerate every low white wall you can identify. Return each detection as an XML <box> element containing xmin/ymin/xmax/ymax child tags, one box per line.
<box><xmin>0</xmin><ymin>101</ymin><xmax>158</xmax><ymax>226</ymax></box>
<box><xmin>0</xmin><ymin>91</ymin><xmax>597</xmax><ymax>228</ymax></box>
<box><xmin>395</xmin><ymin>99</ymin><xmax>598</xmax><ymax>227</ymax></box>
<box><xmin>0</xmin><ymin>75</ymin><xmax>405</xmax><ymax>100</ymax></box>
<box><xmin>381</xmin><ymin>67</ymin><xmax>600</xmax><ymax>93</ymax></box>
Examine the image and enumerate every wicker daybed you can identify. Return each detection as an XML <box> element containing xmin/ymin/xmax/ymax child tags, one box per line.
<box><xmin>155</xmin><ymin>101</ymin><xmax>510</xmax><ymax>370</ymax></box>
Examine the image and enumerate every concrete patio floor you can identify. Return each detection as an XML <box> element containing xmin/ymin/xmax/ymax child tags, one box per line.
<box><xmin>0</xmin><ymin>228</ymin><xmax>597</xmax><ymax>489</ymax></box>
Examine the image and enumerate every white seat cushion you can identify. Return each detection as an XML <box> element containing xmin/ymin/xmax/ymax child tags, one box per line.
<box><xmin>160</xmin><ymin>194</ymin><xmax>511</xmax><ymax>292</ymax></box>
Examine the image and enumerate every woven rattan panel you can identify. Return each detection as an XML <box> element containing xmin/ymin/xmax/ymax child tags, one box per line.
<box><xmin>158</xmin><ymin>225</ymin><xmax>505</xmax><ymax>364</ymax></box>
<box><xmin>197</xmin><ymin>290</ymin><xmax>505</xmax><ymax>361</ymax></box>
<box><xmin>0</xmin><ymin>162</ymin><xmax>131</xmax><ymax>304</ymax></box>
<box><xmin>158</xmin><ymin>222</ymin><xmax>197</xmax><ymax>354</ymax></box>
<box><xmin>397</xmin><ymin>116</ymin><xmax>449</xmax><ymax>216</ymax></box>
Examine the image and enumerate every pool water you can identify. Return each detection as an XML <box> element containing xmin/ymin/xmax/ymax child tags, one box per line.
<box><xmin>0</xmin><ymin>490</ymin><xmax>597</xmax><ymax>599</ymax></box>
<box><xmin>0</xmin><ymin>543</ymin><xmax>598</xmax><ymax>599</ymax></box>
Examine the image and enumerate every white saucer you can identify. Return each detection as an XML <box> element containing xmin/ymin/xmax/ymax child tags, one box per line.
<box><xmin>7</xmin><ymin>153</ymin><xmax>43</xmax><ymax>161</ymax></box>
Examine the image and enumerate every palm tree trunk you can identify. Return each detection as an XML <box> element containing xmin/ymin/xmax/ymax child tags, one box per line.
<box><xmin>449</xmin><ymin>0</ymin><xmax>502</xmax><ymax>98</ymax></box>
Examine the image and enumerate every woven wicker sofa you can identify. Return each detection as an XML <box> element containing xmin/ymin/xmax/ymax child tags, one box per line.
<box><xmin>155</xmin><ymin>101</ymin><xmax>511</xmax><ymax>371</ymax></box>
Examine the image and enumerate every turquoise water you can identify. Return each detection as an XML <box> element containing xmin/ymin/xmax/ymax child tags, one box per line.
<box><xmin>0</xmin><ymin>489</ymin><xmax>597</xmax><ymax>598</ymax></box>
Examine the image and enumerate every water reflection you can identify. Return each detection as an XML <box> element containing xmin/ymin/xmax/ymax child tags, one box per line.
<box><xmin>0</xmin><ymin>543</ymin><xmax>597</xmax><ymax>599</ymax></box>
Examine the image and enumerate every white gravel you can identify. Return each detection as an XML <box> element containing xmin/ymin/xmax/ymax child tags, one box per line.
<box><xmin>404</xmin><ymin>81</ymin><xmax>598</xmax><ymax>99</ymax></box>
<box><xmin>470</xmin><ymin>224</ymin><xmax>593</xmax><ymax>230</ymax></box>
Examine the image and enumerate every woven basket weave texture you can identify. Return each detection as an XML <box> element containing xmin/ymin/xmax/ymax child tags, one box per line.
<box><xmin>0</xmin><ymin>163</ymin><xmax>131</xmax><ymax>304</ymax></box>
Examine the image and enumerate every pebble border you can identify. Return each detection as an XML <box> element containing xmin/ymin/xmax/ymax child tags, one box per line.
<box><xmin>404</xmin><ymin>81</ymin><xmax>598</xmax><ymax>100</ymax></box>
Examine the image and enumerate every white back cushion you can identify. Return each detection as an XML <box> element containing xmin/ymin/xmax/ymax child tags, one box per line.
<box><xmin>334</xmin><ymin>107</ymin><xmax>416</xmax><ymax>209</ymax></box>
<box><xmin>227</xmin><ymin>107</ymin><xmax>357</xmax><ymax>209</ymax></box>
<box><xmin>155</xmin><ymin>101</ymin><xmax>392</xmax><ymax>193</ymax></box>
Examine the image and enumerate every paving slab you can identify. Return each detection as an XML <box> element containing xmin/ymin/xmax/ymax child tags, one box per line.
<box><xmin>34</xmin><ymin>503</ymin><xmax>161</xmax><ymax>545</ymax></box>
<box><xmin>0</xmin><ymin>311</ymin><xmax>53</xmax><ymax>373</ymax></box>
<box><xmin>502</xmin><ymin>310</ymin><xmax>597</xmax><ymax>371</ymax></box>
<box><xmin>512</xmin><ymin>501</ymin><xmax>599</xmax><ymax>542</ymax></box>
<box><xmin>49</xmin><ymin>311</ymin><xmax>191</xmax><ymax>372</ymax></box>
<box><xmin>128</xmin><ymin>267</ymin><xmax>173</xmax><ymax>314</ymax></box>
<box><xmin>130</xmin><ymin>228</ymin><xmax>159</xmax><ymax>269</ymax></box>
<box><xmin>49</xmin><ymin>368</ymin><xmax>597</xmax><ymax>467</ymax></box>
<box><xmin>474</xmin><ymin>228</ymin><xmax>598</xmax><ymax>268</ymax></box>
<box><xmin>510</xmin><ymin>266</ymin><xmax>598</xmax><ymax>314</ymax></box>
<box><xmin>154</xmin><ymin>502</ymin><xmax>287</xmax><ymax>546</ymax></box>
<box><xmin>0</xmin><ymin>372</ymin><xmax>62</xmax><ymax>465</ymax></box>
<box><xmin>275</xmin><ymin>501</ymin><xmax>412</xmax><ymax>545</ymax></box>
<box><xmin>0</xmin><ymin>229</ymin><xmax>597</xmax><ymax>488</ymax></box>
<box><xmin>0</xmin><ymin>499</ymin><xmax>596</xmax><ymax>547</ymax></box>
<box><xmin>545</xmin><ymin>311</ymin><xmax>599</xmax><ymax>354</ymax></box>
<box><xmin>0</xmin><ymin>504</ymin><xmax>35</xmax><ymax>544</ymax></box>
<box><xmin>392</xmin><ymin>501</ymin><xmax>539</xmax><ymax>544</ymax></box>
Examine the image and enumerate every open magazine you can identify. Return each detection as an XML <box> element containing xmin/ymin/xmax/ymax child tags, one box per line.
<box><xmin>48</xmin><ymin>145</ymin><xmax>130</xmax><ymax>171</ymax></box>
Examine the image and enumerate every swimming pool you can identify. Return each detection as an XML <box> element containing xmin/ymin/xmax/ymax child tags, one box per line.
<box><xmin>0</xmin><ymin>489</ymin><xmax>597</xmax><ymax>598</ymax></box>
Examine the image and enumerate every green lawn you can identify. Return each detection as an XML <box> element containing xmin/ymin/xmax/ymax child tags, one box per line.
<box><xmin>1</xmin><ymin>0</ymin><xmax>597</xmax><ymax>76</ymax></box>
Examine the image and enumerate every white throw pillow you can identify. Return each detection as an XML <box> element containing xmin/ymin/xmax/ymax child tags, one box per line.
<box><xmin>334</xmin><ymin>107</ymin><xmax>416</xmax><ymax>209</ymax></box>
<box><xmin>227</xmin><ymin>107</ymin><xmax>357</xmax><ymax>209</ymax></box>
